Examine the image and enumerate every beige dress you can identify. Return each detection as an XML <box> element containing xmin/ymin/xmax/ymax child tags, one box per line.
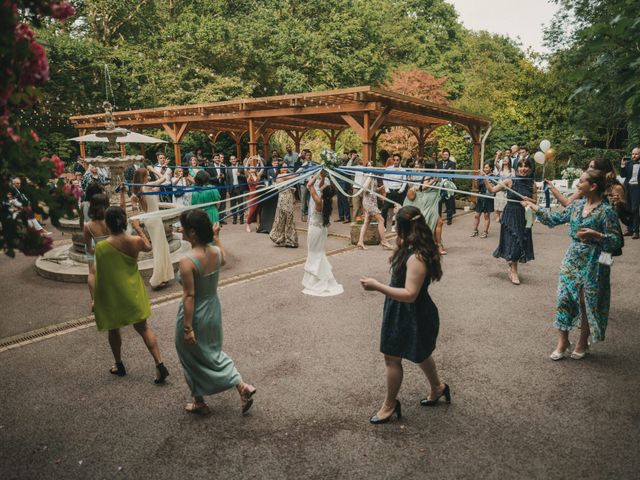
<box><xmin>144</xmin><ymin>194</ymin><xmax>174</xmax><ymax>287</ymax></box>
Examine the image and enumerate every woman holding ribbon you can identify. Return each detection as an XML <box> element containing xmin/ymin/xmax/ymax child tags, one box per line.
<box><xmin>175</xmin><ymin>209</ymin><xmax>256</xmax><ymax>414</ymax></box>
<box><xmin>356</xmin><ymin>165</ymin><xmax>393</xmax><ymax>251</ymax></box>
<box><xmin>522</xmin><ymin>170</ymin><xmax>621</xmax><ymax>360</ymax></box>
<box><xmin>131</xmin><ymin>167</ymin><xmax>175</xmax><ymax>289</ymax></box>
<box><xmin>302</xmin><ymin>171</ymin><xmax>343</xmax><ymax>296</ymax></box>
<box><xmin>484</xmin><ymin>158</ymin><xmax>536</xmax><ymax>285</ymax></box>
<box><xmin>360</xmin><ymin>205</ymin><xmax>449</xmax><ymax>424</ymax></box>
<box><xmin>93</xmin><ymin>206</ymin><xmax>169</xmax><ymax>383</ymax></box>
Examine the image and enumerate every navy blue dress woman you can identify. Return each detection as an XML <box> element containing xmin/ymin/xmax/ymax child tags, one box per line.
<box><xmin>485</xmin><ymin>158</ymin><xmax>536</xmax><ymax>285</ymax></box>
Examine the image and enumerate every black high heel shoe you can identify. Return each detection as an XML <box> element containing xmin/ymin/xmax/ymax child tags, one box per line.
<box><xmin>420</xmin><ymin>384</ymin><xmax>451</xmax><ymax>406</ymax></box>
<box><xmin>154</xmin><ymin>363</ymin><xmax>169</xmax><ymax>384</ymax></box>
<box><xmin>369</xmin><ymin>400</ymin><xmax>402</xmax><ymax>424</ymax></box>
<box><xmin>109</xmin><ymin>361</ymin><xmax>126</xmax><ymax>377</ymax></box>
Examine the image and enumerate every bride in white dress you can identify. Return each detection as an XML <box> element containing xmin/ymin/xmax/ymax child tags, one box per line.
<box><xmin>302</xmin><ymin>171</ymin><xmax>344</xmax><ymax>296</ymax></box>
<box><xmin>131</xmin><ymin>167</ymin><xmax>175</xmax><ymax>289</ymax></box>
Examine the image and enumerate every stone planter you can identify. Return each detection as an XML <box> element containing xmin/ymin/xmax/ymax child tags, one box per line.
<box><xmin>350</xmin><ymin>222</ymin><xmax>381</xmax><ymax>245</ymax></box>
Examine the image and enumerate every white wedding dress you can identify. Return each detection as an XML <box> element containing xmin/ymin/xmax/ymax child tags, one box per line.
<box><xmin>302</xmin><ymin>212</ymin><xmax>343</xmax><ymax>296</ymax></box>
<box><xmin>144</xmin><ymin>195</ymin><xmax>174</xmax><ymax>287</ymax></box>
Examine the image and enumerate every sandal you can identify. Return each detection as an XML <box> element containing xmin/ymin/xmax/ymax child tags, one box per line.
<box><xmin>185</xmin><ymin>402</ymin><xmax>211</xmax><ymax>415</ymax></box>
<box><xmin>240</xmin><ymin>384</ymin><xmax>257</xmax><ymax>414</ymax></box>
<box><xmin>381</xmin><ymin>242</ymin><xmax>394</xmax><ymax>250</ymax></box>
<box><xmin>470</xmin><ymin>230</ymin><xmax>479</xmax><ymax>237</ymax></box>
<box><xmin>437</xmin><ymin>244</ymin><xmax>447</xmax><ymax>255</ymax></box>
<box><xmin>154</xmin><ymin>362</ymin><xmax>169</xmax><ymax>384</ymax></box>
<box><xmin>480</xmin><ymin>231</ymin><xmax>488</xmax><ymax>239</ymax></box>
<box><xmin>109</xmin><ymin>361</ymin><xmax>126</xmax><ymax>377</ymax></box>
<box><xmin>356</xmin><ymin>243</ymin><xmax>368</xmax><ymax>250</ymax></box>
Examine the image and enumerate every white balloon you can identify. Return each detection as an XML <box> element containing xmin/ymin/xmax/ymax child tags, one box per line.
<box><xmin>534</xmin><ymin>151</ymin><xmax>546</xmax><ymax>165</ymax></box>
<box><xmin>539</xmin><ymin>139</ymin><xmax>551</xmax><ymax>153</ymax></box>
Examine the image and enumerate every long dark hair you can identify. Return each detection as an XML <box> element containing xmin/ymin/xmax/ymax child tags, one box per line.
<box><xmin>180</xmin><ymin>209</ymin><xmax>214</xmax><ymax>244</ymax></box>
<box><xmin>321</xmin><ymin>183</ymin><xmax>335</xmax><ymax>227</ymax></box>
<box><xmin>88</xmin><ymin>193</ymin><xmax>109</xmax><ymax>220</ymax></box>
<box><xmin>390</xmin><ymin>206</ymin><xmax>442</xmax><ymax>283</ymax></box>
<box><xmin>105</xmin><ymin>206</ymin><xmax>127</xmax><ymax>234</ymax></box>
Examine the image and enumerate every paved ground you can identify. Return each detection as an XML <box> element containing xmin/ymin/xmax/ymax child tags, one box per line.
<box><xmin>1</xmin><ymin>210</ymin><xmax>639</xmax><ymax>479</ymax></box>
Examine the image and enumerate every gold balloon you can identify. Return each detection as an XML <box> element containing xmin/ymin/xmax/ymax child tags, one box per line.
<box><xmin>406</xmin><ymin>189</ymin><xmax>417</xmax><ymax>201</ymax></box>
<box><xmin>544</xmin><ymin>148</ymin><xmax>557</xmax><ymax>161</ymax></box>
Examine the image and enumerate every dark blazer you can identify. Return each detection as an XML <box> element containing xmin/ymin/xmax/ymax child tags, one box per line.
<box><xmin>621</xmin><ymin>160</ymin><xmax>640</xmax><ymax>204</ymax></box>
<box><xmin>621</xmin><ymin>161</ymin><xmax>640</xmax><ymax>187</ymax></box>
<box><xmin>224</xmin><ymin>165</ymin><xmax>247</xmax><ymax>191</ymax></box>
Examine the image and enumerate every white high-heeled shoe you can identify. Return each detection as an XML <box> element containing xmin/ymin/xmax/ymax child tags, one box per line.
<box><xmin>570</xmin><ymin>345</ymin><xmax>589</xmax><ymax>360</ymax></box>
<box><xmin>550</xmin><ymin>345</ymin><xmax>571</xmax><ymax>361</ymax></box>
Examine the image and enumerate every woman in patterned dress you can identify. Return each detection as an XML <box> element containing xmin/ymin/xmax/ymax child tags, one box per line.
<box><xmin>523</xmin><ymin>170</ymin><xmax>622</xmax><ymax>360</ymax></box>
<box><xmin>269</xmin><ymin>170</ymin><xmax>298</xmax><ymax>247</ymax></box>
<box><xmin>356</xmin><ymin>170</ymin><xmax>393</xmax><ymax>250</ymax></box>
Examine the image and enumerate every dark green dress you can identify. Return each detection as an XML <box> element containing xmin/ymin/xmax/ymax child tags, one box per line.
<box><xmin>191</xmin><ymin>188</ymin><xmax>221</xmax><ymax>223</ymax></box>
<box><xmin>175</xmin><ymin>247</ymin><xmax>241</xmax><ymax>396</ymax></box>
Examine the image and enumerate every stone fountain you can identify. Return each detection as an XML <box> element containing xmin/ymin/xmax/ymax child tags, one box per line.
<box><xmin>35</xmin><ymin>102</ymin><xmax>190</xmax><ymax>282</ymax></box>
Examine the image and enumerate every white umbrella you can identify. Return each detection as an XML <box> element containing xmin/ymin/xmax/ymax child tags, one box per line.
<box><xmin>68</xmin><ymin>131</ymin><xmax>167</xmax><ymax>144</ymax></box>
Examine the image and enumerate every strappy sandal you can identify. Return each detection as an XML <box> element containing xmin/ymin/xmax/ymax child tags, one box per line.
<box><xmin>356</xmin><ymin>243</ymin><xmax>368</xmax><ymax>250</ymax></box>
<box><xmin>240</xmin><ymin>384</ymin><xmax>257</xmax><ymax>414</ymax></box>
<box><xmin>470</xmin><ymin>230</ymin><xmax>479</xmax><ymax>237</ymax></box>
<box><xmin>437</xmin><ymin>244</ymin><xmax>447</xmax><ymax>255</ymax></box>
<box><xmin>185</xmin><ymin>402</ymin><xmax>211</xmax><ymax>415</ymax></box>
<box><xmin>154</xmin><ymin>363</ymin><xmax>169</xmax><ymax>384</ymax></box>
<box><xmin>381</xmin><ymin>242</ymin><xmax>393</xmax><ymax>250</ymax></box>
<box><xmin>109</xmin><ymin>361</ymin><xmax>126</xmax><ymax>377</ymax></box>
<box><xmin>480</xmin><ymin>231</ymin><xmax>488</xmax><ymax>239</ymax></box>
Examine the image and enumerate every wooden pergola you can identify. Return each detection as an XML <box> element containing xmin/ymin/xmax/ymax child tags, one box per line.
<box><xmin>70</xmin><ymin>86</ymin><xmax>492</xmax><ymax>169</ymax></box>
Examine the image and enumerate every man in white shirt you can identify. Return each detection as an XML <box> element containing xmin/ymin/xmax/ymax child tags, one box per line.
<box><xmin>153</xmin><ymin>152</ymin><xmax>173</xmax><ymax>202</ymax></box>
<box><xmin>224</xmin><ymin>155</ymin><xmax>247</xmax><ymax>224</ymax></box>
<box><xmin>381</xmin><ymin>153</ymin><xmax>406</xmax><ymax>229</ymax></box>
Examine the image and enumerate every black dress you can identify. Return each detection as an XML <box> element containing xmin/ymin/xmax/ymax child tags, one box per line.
<box><xmin>475</xmin><ymin>181</ymin><xmax>494</xmax><ymax>213</ymax></box>
<box><xmin>381</xmin><ymin>264</ymin><xmax>439</xmax><ymax>363</ymax></box>
<box><xmin>256</xmin><ymin>191</ymin><xmax>278</xmax><ymax>234</ymax></box>
<box><xmin>493</xmin><ymin>177</ymin><xmax>534</xmax><ymax>263</ymax></box>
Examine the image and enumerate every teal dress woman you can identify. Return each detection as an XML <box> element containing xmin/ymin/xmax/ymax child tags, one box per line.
<box><xmin>175</xmin><ymin>209</ymin><xmax>256</xmax><ymax>414</ymax></box>
<box><xmin>526</xmin><ymin>170</ymin><xmax>622</xmax><ymax>360</ymax></box>
<box><xmin>536</xmin><ymin>198</ymin><xmax>621</xmax><ymax>344</ymax></box>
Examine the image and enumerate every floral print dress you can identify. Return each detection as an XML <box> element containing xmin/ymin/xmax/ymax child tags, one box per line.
<box><xmin>536</xmin><ymin>199</ymin><xmax>622</xmax><ymax>343</ymax></box>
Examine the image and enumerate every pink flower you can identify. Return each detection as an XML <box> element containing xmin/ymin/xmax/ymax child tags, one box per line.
<box><xmin>6</xmin><ymin>128</ymin><xmax>21</xmax><ymax>142</ymax></box>
<box><xmin>30</xmin><ymin>130</ymin><xmax>40</xmax><ymax>142</ymax></box>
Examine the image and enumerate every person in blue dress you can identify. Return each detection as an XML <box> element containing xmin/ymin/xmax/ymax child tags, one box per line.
<box><xmin>522</xmin><ymin>170</ymin><xmax>622</xmax><ymax>360</ymax></box>
<box><xmin>484</xmin><ymin>158</ymin><xmax>537</xmax><ymax>285</ymax></box>
<box><xmin>360</xmin><ymin>206</ymin><xmax>450</xmax><ymax>424</ymax></box>
<box><xmin>175</xmin><ymin>209</ymin><xmax>256</xmax><ymax>414</ymax></box>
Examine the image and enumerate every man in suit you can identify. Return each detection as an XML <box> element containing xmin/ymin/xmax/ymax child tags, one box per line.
<box><xmin>266</xmin><ymin>155</ymin><xmax>280</xmax><ymax>184</ymax></box>
<box><xmin>621</xmin><ymin>147</ymin><xmax>640</xmax><ymax>239</ymax></box>
<box><xmin>225</xmin><ymin>155</ymin><xmax>247</xmax><ymax>224</ymax></box>
<box><xmin>437</xmin><ymin>148</ymin><xmax>456</xmax><ymax>225</ymax></box>
<box><xmin>513</xmin><ymin>145</ymin><xmax>536</xmax><ymax>175</ymax></box>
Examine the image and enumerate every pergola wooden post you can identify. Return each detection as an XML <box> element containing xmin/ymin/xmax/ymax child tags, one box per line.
<box><xmin>162</xmin><ymin>122</ymin><xmax>189</xmax><ymax>165</ymax></box>
<box><xmin>262</xmin><ymin>130</ymin><xmax>273</xmax><ymax>160</ymax></box>
<box><xmin>469</xmin><ymin>125</ymin><xmax>483</xmax><ymax>193</ymax></box>
<box><xmin>78</xmin><ymin>129</ymin><xmax>87</xmax><ymax>159</ymax></box>
<box><xmin>285</xmin><ymin>130</ymin><xmax>305</xmax><ymax>153</ymax></box>
<box><xmin>322</xmin><ymin>129</ymin><xmax>342</xmax><ymax>151</ymax></box>
<box><xmin>227</xmin><ymin>131</ymin><xmax>243</xmax><ymax>160</ymax></box>
<box><xmin>119</xmin><ymin>144</ymin><xmax>126</xmax><ymax>157</ymax></box>
<box><xmin>341</xmin><ymin>106</ymin><xmax>391</xmax><ymax>164</ymax></box>
<box><xmin>408</xmin><ymin>126</ymin><xmax>432</xmax><ymax>158</ymax></box>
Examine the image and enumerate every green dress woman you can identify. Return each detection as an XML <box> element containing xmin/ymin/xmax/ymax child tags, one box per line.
<box><xmin>175</xmin><ymin>209</ymin><xmax>256</xmax><ymax>414</ymax></box>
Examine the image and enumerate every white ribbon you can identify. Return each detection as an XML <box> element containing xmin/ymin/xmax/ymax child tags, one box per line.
<box><xmin>130</xmin><ymin>166</ymin><xmax>320</xmax><ymax>222</ymax></box>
